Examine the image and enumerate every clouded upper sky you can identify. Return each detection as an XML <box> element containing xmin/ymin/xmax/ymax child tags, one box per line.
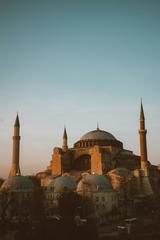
<box><xmin>0</xmin><ymin>0</ymin><xmax>160</xmax><ymax>178</ymax></box>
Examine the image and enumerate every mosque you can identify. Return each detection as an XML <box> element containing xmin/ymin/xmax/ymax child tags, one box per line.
<box><xmin>0</xmin><ymin>102</ymin><xmax>160</xmax><ymax>223</ymax></box>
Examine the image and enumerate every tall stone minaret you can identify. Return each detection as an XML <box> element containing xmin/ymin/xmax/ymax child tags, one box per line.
<box><xmin>9</xmin><ymin>114</ymin><xmax>21</xmax><ymax>177</ymax></box>
<box><xmin>139</xmin><ymin>101</ymin><xmax>148</xmax><ymax>175</ymax></box>
<box><xmin>62</xmin><ymin>126</ymin><xmax>68</xmax><ymax>151</ymax></box>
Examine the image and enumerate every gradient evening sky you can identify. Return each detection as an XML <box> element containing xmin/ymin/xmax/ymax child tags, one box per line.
<box><xmin>0</xmin><ymin>0</ymin><xmax>160</xmax><ymax>178</ymax></box>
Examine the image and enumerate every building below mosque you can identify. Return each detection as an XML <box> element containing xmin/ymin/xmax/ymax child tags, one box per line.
<box><xmin>0</xmin><ymin>102</ymin><xmax>160</xmax><ymax>225</ymax></box>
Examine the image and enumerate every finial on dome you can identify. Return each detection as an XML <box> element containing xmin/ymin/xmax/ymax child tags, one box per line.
<box><xmin>97</xmin><ymin>122</ymin><xmax>100</xmax><ymax>130</ymax></box>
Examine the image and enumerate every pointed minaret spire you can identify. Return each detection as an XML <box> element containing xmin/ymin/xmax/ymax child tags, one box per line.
<box><xmin>9</xmin><ymin>114</ymin><xmax>21</xmax><ymax>177</ymax></box>
<box><xmin>14</xmin><ymin>113</ymin><xmax>20</xmax><ymax>127</ymax></box>
<box><xmin>140</xmin><ymin>99</ymin><xmax>145</xmax><ymax>121</ymax></box>
<box><xmin>139</xmin><ymin>101</ymin><xmax>148</xmax><ymax>175</ymax></box>
<box><xmin>63</xmin><ymin>126</ymin><xmax>67</xmax><ymax>139</ymax></box>
<box><xmin>62</xmin><ymin>126</ymin><xmax>68</xmax><ymax>151</ymax></box>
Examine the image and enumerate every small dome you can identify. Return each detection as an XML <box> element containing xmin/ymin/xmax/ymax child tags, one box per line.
<box><xmin>47</xmin><ymin>176</ymin><xmax>76</xmax><ymax>192</ymax></box>
<box><xmin>1</xmin><ymin>176</ymin><xmax>35</xmax><ymax>191</ymax></box>
<box><xmin>108</xmin><ymin>168</ymin><xmax>132</xmax><ymax>177</ymax></box>
<box><xmin>77</xmin><ymin>174</ymin><xmax>113</xmax><ymax>193</ymax></box>
<box><xmin>80</xmin><ymin>129</ymin><xmax>116</xmax><ymax>141</ymax></box>
<box><xmin>107</xmin><ymin>168</ymin><xmax>133</xmax><ymax>192</ymax></box>
<box><xmin>36</xmin><ymin>171</ymin><xmax>49</xmax><ymax>178</ymax></box>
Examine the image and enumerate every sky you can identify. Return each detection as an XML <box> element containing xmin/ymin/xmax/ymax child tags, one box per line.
<box><xmin>0</xmin><ymin>0</ymin><xmax>160</xmax><ymax>178</ymax></box>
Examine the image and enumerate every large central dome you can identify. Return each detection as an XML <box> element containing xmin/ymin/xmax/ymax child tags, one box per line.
<box><xmin>80</xmin><ymin>129</ymin><xmax>116</xmax><ymax>141</ymax></box>
<box><xmin>74</xmin><ymin>128</ymin><xmax>123</xmax><ymax>149</ymax></box>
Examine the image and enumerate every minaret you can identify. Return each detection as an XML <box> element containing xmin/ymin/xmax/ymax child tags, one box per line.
<box><xmin>139</xmin><ymin>101</ymin><xmax>148</xmax><ymax>175</ymax></box>
<box><xmin>9</xmin><ymin>114</ymin><xmax>21</xmax><ymax>177</ymax></box>
<box><xmin>62</xmin><ymin>126</ymin><xmax>68</xmax><ymax>151</ymax></box>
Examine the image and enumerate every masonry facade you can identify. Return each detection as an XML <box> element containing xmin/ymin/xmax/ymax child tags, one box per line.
<box><xmin>1</xmin><ymin>102</ymin><xmax>160</xmax><ymax>223</ymax></box>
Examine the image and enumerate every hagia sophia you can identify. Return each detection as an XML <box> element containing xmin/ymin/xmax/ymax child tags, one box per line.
<box><xmin>0</xmin><ymin>102</ymin><xmax>160</xmax><ymax>223</ymax></box>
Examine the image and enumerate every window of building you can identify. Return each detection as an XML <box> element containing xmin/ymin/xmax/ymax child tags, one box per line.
<box><xmin>102</xmin><ymin>196</ymin><xmax>105</xmax><ymax>202</ymax></box>
<box><xmin>96</xmin><ymin>196</ymin><xmax>99</xmax><ymax>202</ymax></box>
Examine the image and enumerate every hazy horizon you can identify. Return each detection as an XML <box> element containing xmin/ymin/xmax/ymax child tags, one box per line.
<box><xmin>0</xmin><ymin>0</ymin><xmax>160</xmax><ymax>178</ymax></box>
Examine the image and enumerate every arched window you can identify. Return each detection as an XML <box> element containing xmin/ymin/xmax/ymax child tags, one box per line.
<box><xmin>74</xmin><ymin>155</ymin><xmax>91</xmax><ymax>171</ymax></box>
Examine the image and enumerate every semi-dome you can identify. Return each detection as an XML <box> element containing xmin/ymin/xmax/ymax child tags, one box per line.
<box><xmin>80</xmin><ymin>129</ymin><xmax>116</xmax><ymax>141</ymax></box>
<box><xmin>1</xmin><ymin>176</ymin><xmax>35</xmax><ymax>191</ymax></box>
<box><xmin>77</xmin><ymin>174</ymin><xmax>113</xmax><ymax>193</ymax></box>
<box><xmin>47</xmin><ymin>176</ymin><xmax>76</xmax><ymax>192</ymax></box>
